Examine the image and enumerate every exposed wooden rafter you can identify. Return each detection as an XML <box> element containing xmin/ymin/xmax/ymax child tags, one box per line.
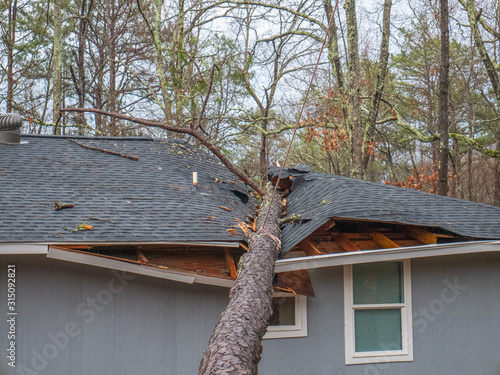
<box><xmin>407</xmin><ymin>227</ymin><xmax>438</xmax><ymax>244</ymax></box>
<box><xmin>298</xmin><ymin>239</ymin><xmax>324</xmax><ymax>256</ymax></box>
<box><xmin>224</xmin><ymin>248</ymin><xmax>238</xmax><ymax>279</ymax></box>
<box><xmin>373</xmin><ymin>232</ymin><xmax>400</xmax><ymax>249</ymax></box>
<box><xmin>136</xmin><ymin>249</ymin><xmax>149</xmax><ymax>263</ymax></box>
<box><xmin>334</xmin><ymin>233</ymin><xmax>360</xmax><ymax>252</ymax></box>
<box><xmin>315</xmin><ymin>218</ymin><xmax>336</xmax><ymax>233</ymax></box>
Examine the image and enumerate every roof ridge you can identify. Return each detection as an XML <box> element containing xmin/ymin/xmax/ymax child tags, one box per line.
<box><xmin>21</xmin><ymin>134</ymin><xmax>157</xmax><ymax>141</ymax></box>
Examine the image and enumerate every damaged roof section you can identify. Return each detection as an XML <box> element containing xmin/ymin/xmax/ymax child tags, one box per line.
<box><xmin>48</xmin><ymin>244</ymin><xmax>315</xmax><ymax>296</ymax></box>
<box><xmin>0</xmin><ymin>135</ymin><xmax>256</xmax><ymax>244</ymax></box>
<box><xmin>272</xmin><ymin>167</ymin><xmax>500</xmax><ymax>254</ymax></box>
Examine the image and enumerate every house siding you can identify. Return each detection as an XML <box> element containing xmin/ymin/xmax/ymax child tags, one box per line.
<box><xmin>1</xmin><ymin>252</ymin><xmax>500</xmax><ymax>375</ymax></box>
<box><xmin>261</xmin><ymin>252</ymin><xmax>500</xmax><ymax>375</ymax></box>
<box><xmin>0</xmin><ymin>255</ymin><xmax>229</xmax><ymax>375</ymax></box>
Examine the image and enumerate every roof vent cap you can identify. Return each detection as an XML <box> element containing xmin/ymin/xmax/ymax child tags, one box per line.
<box><xmin>0</xmin><ymin>113</ymin><xmax>23</xmax><ymax>144</ymax></box>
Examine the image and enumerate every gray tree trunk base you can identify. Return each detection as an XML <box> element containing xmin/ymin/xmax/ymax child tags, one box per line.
<box><xmin>199</xmin><ymin>190</ymin><xmax>282</xmax><ymax>375</ymax></box>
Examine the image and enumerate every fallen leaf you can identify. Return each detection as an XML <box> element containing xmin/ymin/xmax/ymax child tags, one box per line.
<box><xmin>78</xmin><ymin>224</ymin><xmax>93</xmax><ymax>230</ymax></box>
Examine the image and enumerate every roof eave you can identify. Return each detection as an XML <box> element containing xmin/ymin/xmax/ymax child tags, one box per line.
<box><xmin>0</xmin><ymin>240</ymin><xmax>241</xmax><ymax>252</ymax></box>
<box><xmin>0</xmin><ymin>243</ymin><xmax>48</xmax><ymax>254</ymax></box>
<box><xmin>275</xmin><ymin>240</ymin><xmax>500</xmax><ymax>272</ymax></box>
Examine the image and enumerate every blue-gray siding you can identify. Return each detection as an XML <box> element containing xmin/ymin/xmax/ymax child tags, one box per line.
<box><xmin>262</xmin><ymin>252</ymin><xmax>500</xmax><ymax>375</ymax></box>
<box><xmin>0</xmin><ymin>255</ymin><xmax>228</xmax><ymax>375</ymax></box>
<box><xmin>1</xmin><ymin>252</ymin><xmax>500</xmax><ymax>374</ymax></box>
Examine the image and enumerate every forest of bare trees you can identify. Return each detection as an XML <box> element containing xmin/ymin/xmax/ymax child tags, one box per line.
<box><xmin>2</xmin><ymin>1</ymin><xmax>500</xmax><ymax>373</ymax></box>
<box><xmin>1</xmin><ymin>0</ymin><xmax>500</xmax><ymax>204</ymax></box>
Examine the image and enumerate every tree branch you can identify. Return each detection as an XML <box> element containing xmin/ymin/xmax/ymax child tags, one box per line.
<box><xmin>59</xmin><ymin>108</ymin><xmax>266</xmax><ymax>196</ymax></box>
<box><xmin>258</xmin><ymin>30</ymin><xmax>324</xmax><ymax>44</ymax></box>
<box><xmin>380</xmin><ymin>107</ymin><xmax>500</xmax><ymax>158</ymax></box>
<box><xmin>193</xmin><ymin>62</ymin><xmax>217</xmax><ymax>132</ymax></box>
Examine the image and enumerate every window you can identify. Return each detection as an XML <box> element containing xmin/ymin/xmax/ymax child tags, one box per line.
<box><xmin>264</xmin><ymin>293</ymin><xmax>307</xmax><ymax>339</ymax></box>
<box><xmin>344</xmin><ymin>261</ymin><xmax>413</xmax><ymax>364</ymax></box>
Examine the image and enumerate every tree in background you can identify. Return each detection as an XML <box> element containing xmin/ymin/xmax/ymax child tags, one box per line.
<box><xmin>2</xmin><ymin>0</ymin><xmax>500</xmax><ymax>203</ymax></box>
<box><xmin>438</xmin><ymin>0</ymin><xmax>450</xmax><ymax>195</ymax></box>
<box><xmin>4</xmin><ymin>0</ymin><xmax>500</xmax><ymax>372</ymax></box>
<box><xmin>53</xmin><ymin>0</ymin><xmax>63</xmax><ymax>133</ymax></box>
<box><xmin>459</xmin><ymin>0</ymin><xmax>500</xmax><ymax>204</ymax></box>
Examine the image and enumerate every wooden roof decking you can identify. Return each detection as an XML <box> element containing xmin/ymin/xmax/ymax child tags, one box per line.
<box><xmin>50</xmin><ymin>243</ymin><xmax>316</xmax><ymax>296</ymax></box>
<box><xmin>284</xmin><ymin>218</ymin><xmax>467</xmax><ymax>259</ymax></box>
<box><xmin>50</xmin><ymin>218</ymin><xmax>472</xmax><ymax>298</ymax></box>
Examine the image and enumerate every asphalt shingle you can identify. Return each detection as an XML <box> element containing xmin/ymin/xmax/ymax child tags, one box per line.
<box><xmin>279</xmin><ymin>171</ymin><xmax>500</xmax><ymax>254</ymax></box>
<box><xmin>0</xmin><ymin>135</ymin><xmax>255</xmax><ymax>244</ymax></box>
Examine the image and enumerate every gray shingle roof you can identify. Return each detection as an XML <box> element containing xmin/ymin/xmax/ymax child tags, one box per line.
<box><xmin>0</xmin><ymin>135</ymin><xmax>255</xmax><ymax>244</ymax></box>
<box><xmin>280</xmin><ymin>170</ymin><xmax>500</xmax><ymax>254</ymax></box>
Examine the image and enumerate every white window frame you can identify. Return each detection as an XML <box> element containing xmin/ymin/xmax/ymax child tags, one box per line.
<box><xmin>344</xmin><ymin>260</ymin><xmax>413</xmax><ymax>364</ymax></box>
<box><xmin>264</xmin><ymin>293</ymin><xmax>307</xmax><ymax>339</ymax></box>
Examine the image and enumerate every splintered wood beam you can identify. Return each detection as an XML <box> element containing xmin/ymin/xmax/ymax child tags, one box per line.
<box><xmin>276</xmin><ymin>270</ymin><xmax>315</xmax><ymax>297</ymax></box>
<box><xmin>298</xmin><ymin>239</ymin><xmax>324</xmax><ymax>256</ymax></box>
<box><xmin>372</xmin><ymin>232</ymin><xmax>400</xmax><ymax>249</ymax></box>
<box><xmin>315</xmin><ymin>218</ymin><xmax>336</xmax><ymax>233</ymax></box>
<box><xmin>408</xmin><ymin>227</ymin><xmax>438</xmax><ymax>244</ymax></box>
<box><xmin>60</xmin><ymin>244</ymin><xmax>92</xmax><ymax>250</ymax></box>
<box><xmin>334</xmin><ymin>234</ymin><xmax>360</xmax><ymax>252</ymax></box>
<box><xmin>136</xmin><ymin>249</ymin><xmax>149</xmax><ymax>264</ymax></box>
<box><xmin>224</xmin><ymin>248</ymin><xmax>238</xmax><ymax>279</ymax></box>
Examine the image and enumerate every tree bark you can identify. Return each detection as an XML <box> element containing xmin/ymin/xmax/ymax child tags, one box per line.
<box><xmin>52</xmin><ymin>0</ymin><xmax>62</xmax><ymax>133</ymax></box>
<box><xmin>76</xmin><ymin>0</ymin><xmax>92</xmax><ymax>134</ymax></box>
<box><xmin>199</xmin><ymin>189</ymin><xmax>282</xmax><ymax>375</ymax></box>
<box><xmin>323</xmin><ymin>0</ymin><xmax>345</xmax><ymax>91</ymax></box>
<box><xmin>438</xmin><ymin>0</ymin><xmax>450</xmax><ymax>196</ymax></box>
<box><xmin>460</xmin><ymin>0</ymin><xmax>500</xmax><ymax>204</ymax></box>
<box><xmin>58</xmin><ymin>109</ymin><xmax>283</xmax><ymax>373</ymax></box>
<box><xmin>344</xmin><ymin>0</ymin><xmax>363</xmax><ymax>179</ymax></box>
<box><xmin>137</xmin><ymin>0</ymin><xmax>172</xmax><ymax>121</ymax></box>
<box><xmin>108</xmin><ymin>0</ymin><xmax>117</xmax><ymax>134</ymax></box>
<box><xmin>173</xmin><ymin>0</ymin><xmax>186</xmax><ymax>126</ymax></box>
<box><xmin>7</xmin><ymin>0</ymin><xmax>18</xmax><ymax>114</ymax></box>
<box><xmin>364</xmin><ymin>0</ymin><xmax>392</xmax><ymax>172</ymax></box>
<box><xmin>460</xmin><ymin>0</ymin><xmax>500</xmax><ymax>102</ymax></box>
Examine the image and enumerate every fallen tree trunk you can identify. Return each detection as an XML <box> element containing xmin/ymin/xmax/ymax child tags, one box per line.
<box><xmin>199</xmin><ymin>189</ymin><xmax>283</xmax><ymax>375</ymax></box>
<box><xmin>57</xmin><ymin>107</ymin><xmax>283</xmax><ymax>374</ymax></box>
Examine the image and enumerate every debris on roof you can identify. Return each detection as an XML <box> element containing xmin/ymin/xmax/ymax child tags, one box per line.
<box><xmin>0</xmin><ymin>135</ymin><xmax>256</xmax><ymax>244</ymax></box>
<box><xmin>54</xmin><ymin>201</ymin><xmax>75</xmax><ymax>211</ymax></box>
<box><xmin>68</xmin><ymin>138</ymin><xmax>140</xmax><ymax>160</ymax></box>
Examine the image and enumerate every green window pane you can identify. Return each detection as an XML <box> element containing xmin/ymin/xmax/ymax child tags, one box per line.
<box><xmin>269</xmin><ymin>297</ymin><xmax>295</xmax><ymax>325</ymax></box>
<box><xmin>353</xmin><ymin>262</ymin><xmax>403</xmax><ymax>304</ymax></box>
<box><xmin>354</xmin><ymin>309</ymin><xmax>402</xmax><ymax>352</ymax></box>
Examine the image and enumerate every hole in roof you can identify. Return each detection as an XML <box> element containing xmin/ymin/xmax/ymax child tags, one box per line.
<box><xmin>231</xmin><ymin>189</ymin><xmax>249</xmax><ymax>204</ymax></box>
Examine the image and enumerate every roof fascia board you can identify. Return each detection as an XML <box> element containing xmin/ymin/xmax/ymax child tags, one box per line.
<box><xmin>47</xmin><ymin>241</ymin><xmax>240</xmax><ymax>248</ymax></box>
<box><xmin>194</xmin><ymin>274</ymin><xmax>235</xmax><ymax>288</ymax></box>
<box><xmin>0</xmin><ymin>244</ymin><xmax>48</xmax><ymax>254</ymax></box>
<box><xmin>275</xmin><ymin>240</ymin><xmax>500</xmax><ymax>273</ymax></box>
<box><xmin>47</xmin><ymin>247</ymin><xmax>235</xmax><ymax>288</ymax></box>
<box><xmin>48</xmin><ymin>247</ymin><xmax>196</xmax><ymax>284</ymax></box>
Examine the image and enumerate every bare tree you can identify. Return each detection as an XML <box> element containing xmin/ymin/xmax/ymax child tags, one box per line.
<box><xmin>458</xmin><ymin>0</ymin><xmax>500</xmax><ymax>204</ymax></box>
<box><xmin>438</xmin><ymin>0</ymin><xmax>450</xmax><ymax>195</ymax></box>
<box><xmin>5</xmin><ymin>0</ymin><xmax>18</xmax><ymax>113</ymax></box>
<box><xmin>69</xmin><ymin>0</ymin><xmax>93</xmax><ymax>133</ymax></box>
